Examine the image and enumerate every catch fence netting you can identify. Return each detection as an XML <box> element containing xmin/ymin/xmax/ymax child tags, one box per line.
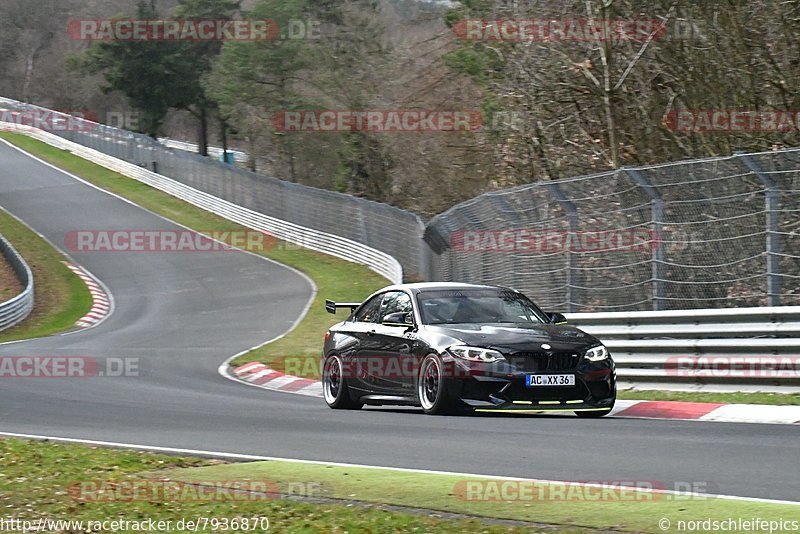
<box><xmin>425</xmin><ymin>152</ymin><xmax>800</xmax><ymax>311</ymax></box>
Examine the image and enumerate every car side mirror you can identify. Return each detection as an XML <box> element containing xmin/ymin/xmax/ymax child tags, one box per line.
<box><xmin>382</xmin><ymin>311</ymin><xmax>413</xmax><ymax>328</ymax></box>
<box><xmin>548</xmin><ymin>312</ymin><xmax>568</xmax><ymax>325</ymax></box>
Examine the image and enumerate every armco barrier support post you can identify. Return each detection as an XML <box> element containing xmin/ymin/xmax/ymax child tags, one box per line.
<box><xmin>543</xmin><ymin>183</ymin><xmax>578</xmax><ymax>312</ymax></box>
<box><xmin>625</xmin><ymin>168</ymin><xmax>666</xmax><ymax>311</ymax></box>
<box><xmin>738</xmin><ymin>153</ymin><xmax>781</xmax><ymax>306</ymax></box>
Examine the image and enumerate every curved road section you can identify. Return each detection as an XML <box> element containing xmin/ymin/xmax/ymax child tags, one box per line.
<box><xmin>0</xmin><ymin>140</ymin><xmax>797</xmax><ymax>502</ymax></box>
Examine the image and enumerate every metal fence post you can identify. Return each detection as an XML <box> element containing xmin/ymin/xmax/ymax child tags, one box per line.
<box><xmin>625</xmin><ymin>168</ymin><xmax>666</xmax><ymax>311</ymax></box>
<box><xmin>737</xmin><ymin>153</ymin><xmax>781</xmax><ymax>306</ymax></box>
<box><xmin>416</xmin><ymin>217</ymin><xmax>434</xmax><ymax>282</ymax></box>
<box><xmin>542</xmin><ymin>183</ymin><xmax>578</xmax><ymax>312</ymax></box>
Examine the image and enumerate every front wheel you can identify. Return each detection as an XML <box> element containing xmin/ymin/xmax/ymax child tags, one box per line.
<box><xmin>575</xmin><ymin>406</ymin><xmax>613</xmax><ymax>418</ymax></box>
<box><xmin>417</xmin><ymin>354</ymin><xmax>459</xmax><ymax>415</ymax></box>
<box><xmin>323</xmin><ymin>355</ymin><xmax>362</xmax><ymax>410</ymax></box>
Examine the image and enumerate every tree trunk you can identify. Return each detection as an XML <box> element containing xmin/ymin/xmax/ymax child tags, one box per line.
<box><xmin>221</xmin><ymin>120</ymin><xmax>229</xmax><ymax>164</ymax></box>
<box><xmin>198</xmin><ymin>107</ymin><xmax>209</xmax><ymax>156</ymax></box>
<box><xmin>597</xmin><ymin>1</ymin><xmax>619</xmax><ymax>168</ymax></box>
<box><xmin>22</xmin><ymin>41</ymin><xmax>43</xmax><ymax>102</ymax></box>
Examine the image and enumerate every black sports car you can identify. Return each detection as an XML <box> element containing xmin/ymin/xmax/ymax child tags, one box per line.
<box><xmin>322</xmin><ymin>282</ymin><xmax>615</xmax><ymax>416</ymax></box>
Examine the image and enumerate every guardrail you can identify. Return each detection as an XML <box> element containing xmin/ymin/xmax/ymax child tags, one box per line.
<box><xmin>157</xmin><ymin>137</ymin><xmax>249</xmax><ymax>165</ymax></box>
<box><xmin>0</xmin><ymin>123</ymin><xmax>403</xmax><ymax>284</ymax></box>
<box><xmin>566</xmin><ymin>307</ymin><xmax>800</xmax><ymax>393</ymax></box>
<box><xmin>1</xmin><ymin>98</ymin><xmax>425</xmax><ymax>281</ymax></box>
<box><xmin>0</xmin><ymin>234</ymin><xmax>34</xmax><ymax>331</ymax></box>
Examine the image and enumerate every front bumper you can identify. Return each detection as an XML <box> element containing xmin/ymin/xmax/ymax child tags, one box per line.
<box><xmin>446</xmin><ymin>355</ymin><xmax>616</xmax><ymax>412</ymax></box>
<box><xmin>464</xmin><ymin>397</ymin><xmax>615</xmax><ymax>413</ymax></box>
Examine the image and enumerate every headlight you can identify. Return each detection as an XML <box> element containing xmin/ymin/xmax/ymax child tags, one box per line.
<box><xmin>584</xmin><ymin>344</ymin><xmax>609</xmax><ymax>362</ymax></box>
<box><xmin>448</xmin><ymin>346</ymin><xmax>504</xmax><ymax>363</ymax></box>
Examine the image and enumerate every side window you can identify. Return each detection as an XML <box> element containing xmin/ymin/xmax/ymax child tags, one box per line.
<box><xmin>354</xmin><ymin>294</ymin><xmax>384</xmax><ymax>323</ymax></box>
<box><xmin>378</xmin><ymin>291</ymin><xmax>413</xmax><ymax>322</ymax></box>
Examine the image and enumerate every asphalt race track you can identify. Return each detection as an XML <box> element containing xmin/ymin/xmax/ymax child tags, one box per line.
<box><xmin>0</xmin><ymin>140</ymin><xmax>798</xmax><ymax>502</ymax></box>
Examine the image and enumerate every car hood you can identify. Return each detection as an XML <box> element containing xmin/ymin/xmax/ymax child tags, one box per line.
<box><xmin>423</xmin><ymin>323</ymin><xmax>601</xmax><ymax>353</ymax></box>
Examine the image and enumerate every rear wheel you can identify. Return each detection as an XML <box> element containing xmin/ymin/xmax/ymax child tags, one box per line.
<box><xmin>418</xmin><ymin>354</ymin><xmax>459</xmax><ymax>415</ymax></box>
<box><xmin>323</xmin><ymin>355</ymin><xmax>362</xmax><ymax>410</ymax></box>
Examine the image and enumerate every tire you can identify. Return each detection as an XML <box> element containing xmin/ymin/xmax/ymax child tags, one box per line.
<box><xmin>575</xmin><ymin>403</ymin><xmax>613</xmax><ymax>418</ymax></box>
<box><xmin>417</xmin><ymin>353</ymin><xmax>459</xmax><ymax>415</ymax></box>
<box><xmin>322</xmin><ymin>355</ymin><xmax>362</xmax><ymax>410</ymax></box>
<box><xmin>577</xmin><ymin>378</ymin><xmax>616</xmax><ymax>418</ymax></box>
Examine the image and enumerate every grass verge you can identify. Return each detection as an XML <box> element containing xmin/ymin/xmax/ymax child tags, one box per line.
<box><xmin>0</xmin><ymin>207</ymin><xmax>92</xmax><ymax>343</ymax></box>
<box><xmin>0</xmin><ymin>242</ymin><xmax>22</xmax><ymax>301</ymax></box>
<box><xmin>0</xmin><ymin>132</ymin><xmax>386</xmax><ymax>370</ymax></box>
<box><xmin>1</xmin><ymin>438</ymin><xmax>577</xmax><ymax>533</ymax></box>
<box><xmin>156</xmin><ymin>448</ymin><xmax>799</xmax><ymax>533</ymax></box>
<box><xmin>618</xmin><ymin>389</ymin><xmax>800</xmax><ymax>406</ymax></box>
<box><xmin>5</xmin><ymin>437</ymin><xmax>797</xmax><ymax>533</ymax></box>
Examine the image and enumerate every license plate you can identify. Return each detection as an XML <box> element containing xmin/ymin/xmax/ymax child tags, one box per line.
<box><xmin>526</xmin><ymin>374</ymin><xmax>575</xmax><ymax>387</ymax></box>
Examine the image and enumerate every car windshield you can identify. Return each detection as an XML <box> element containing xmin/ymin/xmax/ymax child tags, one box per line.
<box><xmin>417</xmin><ymin>288</ymin><xmax>548</xmax><ymax>325</ymax></box>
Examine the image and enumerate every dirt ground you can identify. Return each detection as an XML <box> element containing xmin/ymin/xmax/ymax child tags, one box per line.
<box><xmin>0</xmin><ymin>250</ymin><xmax>23</xmax><ymax>301</ymax></box>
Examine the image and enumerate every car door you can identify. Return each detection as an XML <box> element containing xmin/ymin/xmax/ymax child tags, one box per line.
<box><xmin>368</xmin><ymin>291</ymin><xmax>417</xmax><ymax>396</ymax></box>
<box><xmin>344</xmin><ymin>293</ymin><xmax>385</xmax><ymax>394</ymax></box>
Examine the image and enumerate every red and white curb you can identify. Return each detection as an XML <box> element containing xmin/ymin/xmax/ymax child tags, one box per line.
<box><xmin>611</xmin><ymin>400</ymin><xmax>800</xmax><ymax>424</ymax></box>
<box><xmin>233</xmin><ymin>362</ymin><xmax>322</xmax><ymax>397</ymax></box>
<box><xmin>64</xmin><ymin>262</ymin><xmax>112</xmax><ymax>329</ymax></box>
<box><xmin>232</xmin><ymin>361</ymin><xmax>800</xmax><ymax>424</ymax></box>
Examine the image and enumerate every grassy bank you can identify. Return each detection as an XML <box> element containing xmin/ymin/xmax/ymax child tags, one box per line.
<box><xmin>0</xmin><ymin>438</ymin><xmax>554</xmax><ymax>533</ymax></box>
<box><xmin>2</xmin><ymin>437</ymin><xmax>796</xmax><ymax>533</ymax></box>
<box><xmin>0</xmin><ymin>206</ymin><xmax>92</xmax><ymax>343</ymax></box>
<box><xmin>618</xmin><ymin>389</ymin><xmax>800</xmax><ymax>406</ymax></box>
<box><xmin>159</xmin><ymin>457</ymin><xmax>799</xmax><ymax>533</ymax></box>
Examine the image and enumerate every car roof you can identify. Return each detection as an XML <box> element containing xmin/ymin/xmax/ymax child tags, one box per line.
<box><xmin>377</xmin><ymin>282</ymin><xmax>516</xmax><ymax>295</ymax></box>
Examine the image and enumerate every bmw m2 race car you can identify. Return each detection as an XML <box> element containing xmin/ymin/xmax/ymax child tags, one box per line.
<box><xmin>322</xmin><ymin>283</ymin><xmax>615</xmax><ymax>416</ymax></box>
